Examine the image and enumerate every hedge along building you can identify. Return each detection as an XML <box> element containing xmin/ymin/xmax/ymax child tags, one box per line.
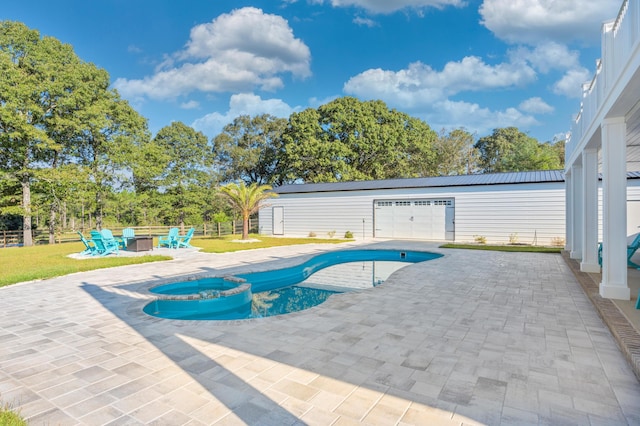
<box><xmin>259</xmin><ymin>170</ymin><xmax>569</xmax><ymax>245</ymax></box>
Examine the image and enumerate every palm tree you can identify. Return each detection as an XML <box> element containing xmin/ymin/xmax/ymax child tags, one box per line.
<box><xmin>220</xmin><ymin>182</ymin><xmax>278</xmax><ymax>240</ymax></box>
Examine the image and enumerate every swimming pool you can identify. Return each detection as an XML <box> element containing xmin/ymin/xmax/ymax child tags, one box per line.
<box><xmin>143</xmin><ymin>249</ymin><xmax>441</xmax><ymax>320</ymax></box>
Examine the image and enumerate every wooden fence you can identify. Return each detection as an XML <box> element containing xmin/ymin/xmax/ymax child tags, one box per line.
<box><xmin>0</xmin><ymin>220</ymin><xmax>257</xmax><ymax>248</ymax></box>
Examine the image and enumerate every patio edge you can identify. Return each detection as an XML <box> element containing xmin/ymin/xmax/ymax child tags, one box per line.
<box><xmin>562</xmin><ymin>251</ymin><xmax>640</xmax><ymax>382</ymax></box>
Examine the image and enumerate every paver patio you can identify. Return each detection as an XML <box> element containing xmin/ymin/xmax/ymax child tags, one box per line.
<box><xmin>1</xmin><ymin>240</ymin><xmax>639</xmax><ymax>425</ymax></box>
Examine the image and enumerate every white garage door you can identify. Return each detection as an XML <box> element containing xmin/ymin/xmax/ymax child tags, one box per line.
<box><xmin>374</xmin><ymin>199</ymin><xmax>454</xmax><ymax>240</ymax></box>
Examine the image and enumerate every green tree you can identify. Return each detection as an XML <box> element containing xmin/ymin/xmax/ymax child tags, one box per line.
<box><xmin>475</xmin><ymin>127</ymin><xmax>562</xmax><ymax>173</ymax></box>
<box><xmin>33</xmin><ymin>165</ymin><xmax>85</xmax><ymax>243</ymax></box>
<box><xmin>317</xmin><ymin>97</ymin><xmax>437</xmax><ymax>180</ymax></box>
<box><xmin>0</xmin><ymin>21</ymin><xmax>150</xmax><ymax>242</ymax></box>
<box><xmin>0</xmin><ymin>172</ymin><xmax>23</xmax><ymax>231</ymax></box>
<box><xmin>433</xmin><ymin>128</ymin><xmax>479</xmax><ymax>175</ymax></box>
<box><xmin>281</xmin><ymin>108</ymin><xmax>336</xmax><ymax>183</ymax></box>
<box><xmin>75</xmin><ymin>90</ymin><xmax>150</xmax><ymax>231</ymax></box>
<box><xmin>0</xmin><ymin>21</ymin><xmax>66</xmax><ymax>245</ymax></box>
<box><xmin>548</xmin><ymin>138</ymin><xmax>566</xmax><ymax>168</ymax></box>
<box><xmin>213</xmin><ymin>114</ymin><xmax>289</xmax><ymax>185</ymax></box>
<box><xmin>282</xmin><ymin>97</ymin><xmax>437</xmax><ymax>182</ymax></box>
<box><xmin>220</xmin><ymin>182</ymin><xmax>277</xmax><ymax>240</ymax></box>
<box><xmin>153</xmin><ymin>122</ymin><xmax>214</xmax><ymax>232</ymax></box>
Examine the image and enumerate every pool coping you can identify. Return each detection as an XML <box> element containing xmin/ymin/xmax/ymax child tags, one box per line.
<box><xmin>138</xmin><ymin>248</ymin><xmax>439</xmax><ymax>319</ymax></box>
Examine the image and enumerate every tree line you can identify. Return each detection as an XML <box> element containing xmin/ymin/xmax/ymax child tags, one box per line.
<box><xmin>0</xmin><ymin>21</ymin><xmax>565</xmax><ymax>245</ymax></box>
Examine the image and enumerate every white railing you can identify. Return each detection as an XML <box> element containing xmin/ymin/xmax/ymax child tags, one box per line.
<box><xmin>567</xmin><ymin>0</ymin><xmax>637</xmax><ymax>164</ymax></box>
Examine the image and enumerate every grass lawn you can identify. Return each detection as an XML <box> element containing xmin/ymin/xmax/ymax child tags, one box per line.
<box><xmin>439</xmin><ymin>243</ymin><xmax>562</xmax><ymax>253</ymax></box>
<box><xmin>0</xmin><ymin>405</ymin><xmax>27</xmax><ymax>426</ymax></box>
<box><xmin>0</xmin><ymin>235</ymin><xmax>352</xmax><ymax>288</ymax></box>
<box><xmin>0</xmin><ymin>242</ymin><xmax>172</xmax><ymax>288</ymax></box>
<box><xmin>193</xmin><ymin>234</ymin><xmax>351</xmax><ymax>253</ymax></box>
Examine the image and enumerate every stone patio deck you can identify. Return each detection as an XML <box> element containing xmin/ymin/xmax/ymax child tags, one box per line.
<box><xmin>1</xmin><ymin>241</ymin><xmax>639</xmax><ymax>425</ymax></box>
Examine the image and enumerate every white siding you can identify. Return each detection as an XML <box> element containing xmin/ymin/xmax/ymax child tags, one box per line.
<box><xmin>453</xmin><ymin>185</ymin><xmax>565</xmax><ymax>245</ymax></box>
<box><xmin>259</xmin><ymin>178</ymin><xmax>640</xmax><ymax>245</ymax></box>
<box><xmin>260</xmin><ymin>192</ymin><xmax>376</xmax><ymax>240</ymax></box>
<box><xmin>626</xmin><ymin>181</ymin><xmax>640</xmax><ymax>236</ymax></box>
<box><xmin>596</xmin><ymin>180</ymin><xmax>640</xmax><ymax>240</ymax></box>
<box><xmin>260</xmin><ymin>182</ymin><xmax>568</xmax><ymax>245</ymax></box>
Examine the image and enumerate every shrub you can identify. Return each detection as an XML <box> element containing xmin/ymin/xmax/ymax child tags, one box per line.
<box><xmin>213</xmin><ymin>212</ymin><xmax>231</xmax><ymax>223</ymax></box>
<box><xmin>508</xmin><ymin>233</ymin><xmax>519</xmax><ymax>244</ymax></box>
<box><xmin>473</xmin><ymin>235</ymin><xmax>487</xmax><ymax>244</ymax></box>
<box><xmin>0</xmin><ymin>401</ymin><xmax>27</xmax><ymax>426</ymax></box>
<box><xmin>327</xmin><ymin>230</ymin><xmax>336</xmax><ymax>238</ymax></box>
<box><xmin>344</xmin><ymin>231</ymin><xmax>354</xmax><ymax>239</ymax></box>
<box><xmin>308</xmin><ymin>231</ymin><xmax>317</xmax><ymax>237</ymax></box>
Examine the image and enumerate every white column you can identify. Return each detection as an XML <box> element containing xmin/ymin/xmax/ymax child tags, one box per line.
<box><xmin>565</xmin><ymin>169</ymin><xmax>573</xmax><ymax>252</ymax></box>
<box><xmin>600</xmin><ymin>118</ymin><xmax>630</xmax><ymax>300</ymax></box>
<box><xmin>581</xmin><ymin>148</ymin><xmax>600</xmax><ymax>272</ymax></box>
<box><xmin>570</xmin><ymin>163</ymin><xmax>583</xmax><ymax>259</ymax></box>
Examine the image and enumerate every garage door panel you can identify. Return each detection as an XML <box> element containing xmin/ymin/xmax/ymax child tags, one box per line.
<box><xmin>374</xmin><ymin>201</ymin><xmax>394</xmax><ymax>238</ymax></box>
<box><xmin>374</xmin><ymin>199</ymin><xmax>454</xmax><ymax>240</ymax></box>
<box><xmin>393</xmin><ymin>201</ymin><xmax>413</xmax><ymax>238</ymax></box>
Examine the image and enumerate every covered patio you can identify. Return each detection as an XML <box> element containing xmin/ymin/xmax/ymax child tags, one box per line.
<box><xmin>565</xmin><ymin>0</ymin><xmax>640</xmax><ymax>307</ymax></box>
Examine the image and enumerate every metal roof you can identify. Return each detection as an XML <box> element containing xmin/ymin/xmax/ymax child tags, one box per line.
<box><xmin>274</xmin><ymin>170</ymin><xmax>566</xmax><ymax>194</ymax></box>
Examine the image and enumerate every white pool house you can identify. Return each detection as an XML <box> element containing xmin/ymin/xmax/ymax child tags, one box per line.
<box><xmin>260</xmin><ymin>170</ymin><xmax>640</xmax><ymax>247</ymax></box>
<box><xmin>260</xmin><ymin>171</ymin><xmax>567</xmax><ymax>245</ymax></box>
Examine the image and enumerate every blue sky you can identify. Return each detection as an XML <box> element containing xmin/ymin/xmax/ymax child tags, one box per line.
<box><xmin>4</xmin><ymin>0</ymin><xmax>623</xmax><ymax>143</ymax></box>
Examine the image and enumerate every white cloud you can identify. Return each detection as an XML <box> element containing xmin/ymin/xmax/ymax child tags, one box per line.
<box><xmin>353</xmin><ymin>16</ymin><xmax>378</xmax><ymax>27</ymax></box>
<box><xmin>343</xmin><ymin>66</ymin><xmax>444</xmax><ymax>107</ymax></box>
<box><xmin>343</xmin><ymin>57</ymin><xmax>542</xmax><ymax>135</ymax></box>
<box><xmin>344</xmin><ymin>57</ymin><xmax>536</xmax><ymax>108</ymax></box>
<box><xmin>180</xmin><ymin>100</ymin><xmax>200</xmax><ymax>110</ymax></box>
<box><xmin>553</xmin><ymin>132</ymin><xmax>569</xmax><ymax>143</ymax></box>
<box><xmin>429</xmin><ymin>99</ymin><xmax>539</xmax><ymax>136</ymax></box>
<box><xmin>509</xmin><ymin>41</ymin><xmax>580</xmax><ymax>73</ymax></box>
<box><xmin>519</xmin><ymin>97</ymin><xmax>554</xmax><ymax>114</ymax></box>
<box><xmin>508</xmin><ymin>42</ymin><xmax>592</xmax><ymax>101</ymax></box>
<box><xmin>553</xmin><ymin>68</ymin><xmax>592</xmax><ymax>98</ymax></box>
<box><xmin>192</xmin><ymin>93</ymin><xmax>298</xmax><ymax>138</ymax></box>
<box><xmin>311</xmin><ymin>0</ymin><xmax>464</xmax><ymax>14</ymax></box>
<box><xmin>440</xmin><ymin>56</ymin><xmax>536</xmax><ymax>92</ymax></box>
<box><xmin>114</xmin><ymin>7</ymin><xmax>311</xmax><ymax>101</ymax></box>
<box><xmin>480</xmin><ymin>0</ymin><xmax>621</xmax><ymax>44</ymax></box>
<box><xmin>309</xmin><ymin>94</ymin><xmax>340</xmax><ymax>108</ymax></box>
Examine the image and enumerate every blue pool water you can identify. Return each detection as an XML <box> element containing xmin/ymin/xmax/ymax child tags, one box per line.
<box><xmin>144</xmin><ymin>249</ymin><xmax>441</xmax><ymax>320</ymax></box>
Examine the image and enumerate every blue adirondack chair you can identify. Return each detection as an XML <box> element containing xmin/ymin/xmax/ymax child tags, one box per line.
<box><xmin>77</xmin><ymin>231</ymin><xmax>98</xmax><ymax>255</ymax></box>
<box><xmin>121</xmin><ymin>228</ymin><xmax>135</xmax><ymax>249</ymax></box>
<box><xmin>90</xmin><ymin>230</ymin><xmax>119</xmax><ymax>256</ymax></box>
<box><xmin>101</xmin><ymin>229</ymin><xmax>123</xmax><ymax>251</ymax></box>
<box><xmin>176</xmin><ymin>227</ymin><xmax>195</xmax><ymax>248</ymax></box>
<box><xmin>158</xmin><ymin>227</ymin><xmax>179</xmax><ymax>248</ymax></box>
<box><xmin>598</xmin><ymin>233</ymin><xmax>640</xmax><ymax>269</ymax></box>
